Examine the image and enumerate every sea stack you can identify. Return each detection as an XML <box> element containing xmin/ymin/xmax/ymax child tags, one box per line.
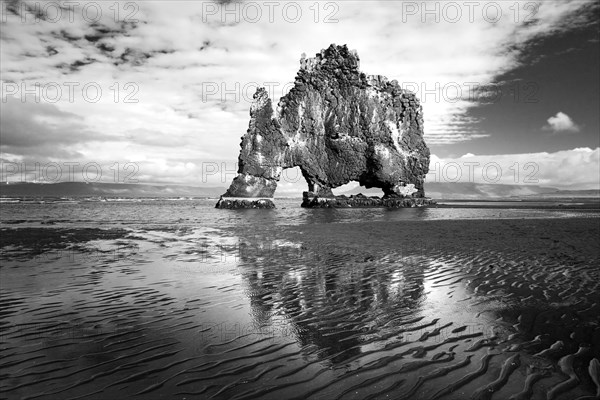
<box><xmin>216</xmin><ymin>44</ymin><xmax>433</xmax><ymax>209</ymax></box>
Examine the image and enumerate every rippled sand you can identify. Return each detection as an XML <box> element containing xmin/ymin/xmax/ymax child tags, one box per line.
<box><xmin>1</xmin><ymin>215</ymin><xmax>599</xmax><ymax>399</ymax></box>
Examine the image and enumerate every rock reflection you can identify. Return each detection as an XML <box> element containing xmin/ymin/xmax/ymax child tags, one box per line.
<box><xmin>3</xmin><ymin>215</ymin><xmax>598</xmax><ymax>399</ymax></box>
<box><xmin>236</xmin><ymin>234</ymin><xmax>426</xmax><ymax>364</ymax></box>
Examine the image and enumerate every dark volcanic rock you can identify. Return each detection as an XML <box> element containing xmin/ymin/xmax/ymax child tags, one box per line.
<box><xmin>301</xmin><ymin>192</ymin><xmax>436</xmax><ymax>208</ymax></box>
<box><xmin>217</xmin><ymin>44</ymin><xmax>431</xmax><ymax>208</ymax></box>
<box><xmin>215</xmin><ymin>197</ymin><xmax>275</xmax><ymax>209</ymax></box>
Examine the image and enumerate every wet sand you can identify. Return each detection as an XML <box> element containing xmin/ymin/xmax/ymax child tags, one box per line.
<box><xmin>1</xmin><ymin>216</ymin><xmax>599</xmax><ymax>399</ymax></box>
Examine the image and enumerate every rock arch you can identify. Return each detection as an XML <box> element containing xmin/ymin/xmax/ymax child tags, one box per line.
<box><xmin>216</xmin><ymin>44</ymin><xmax>431</xmax><ymax>209</ymax></box>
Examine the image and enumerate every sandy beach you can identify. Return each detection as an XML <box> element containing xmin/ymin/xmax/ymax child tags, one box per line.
<box><xmin>3</xmin><ymin>0</ymin><xmax>600</xmax><ymax>397</ymax></box>
<box><xmin>1</xmin><ymin>210</ymin><xmax>599</xmax><ymax>399</ymax></box>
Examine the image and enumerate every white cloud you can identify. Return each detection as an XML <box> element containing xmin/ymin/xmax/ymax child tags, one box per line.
<box><xmin>544</xmin><ymin>111</ymin><xmax>580</xmax><ymax>133</ymax></box>
<box><xmin>0</xmin><ymin>0</ymin><xmax>597</xmax><ymax>184</ymax></box>
<box><xmin>426</xmin><ymin>147</ymin><xmax>600</xmax><ymax>189</ymax></box>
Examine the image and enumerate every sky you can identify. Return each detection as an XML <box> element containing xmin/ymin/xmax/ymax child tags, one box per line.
<box><xmin>1</xmin><ymin>0</ymin><xmax>599</xmax><ymax>193</ymax></box>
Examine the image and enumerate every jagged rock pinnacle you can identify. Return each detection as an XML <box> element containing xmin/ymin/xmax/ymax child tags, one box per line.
<box><xmin>216</xmin><ymin>44</ymin><xmax>431</xmax><ymax>209</ymax></box>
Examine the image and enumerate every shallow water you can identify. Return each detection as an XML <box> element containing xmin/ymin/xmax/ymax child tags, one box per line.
<box><xmin>1</xmin><ymin>198</ymin><xmax>599</xmax><ymax>229</ymax></box>
<box><xmin>1</xmin><ymin>200</ymin><xmax>599</xmax><ymax>399</ymax></box>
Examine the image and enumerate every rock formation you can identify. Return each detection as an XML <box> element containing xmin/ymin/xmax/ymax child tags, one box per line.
<box><xmin>216</xmin><ymin>44</ymin><xmax>432</xmax><ymax>209</ymax></box>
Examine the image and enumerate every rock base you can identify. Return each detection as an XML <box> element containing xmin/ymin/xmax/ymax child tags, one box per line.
<box><xmin>215</xmin><ymin>197</ymin><xmax>276</xmax><ymax>209</ymax></box>
<box><xmin>301</xmin><ymin>192</ymin><xmax>436</xmax><ymax>208</ymax></box>
<box><xmin>215</xmin><ymin>45</ymin><xmax>431</xmax><ymax>209</ymax></box>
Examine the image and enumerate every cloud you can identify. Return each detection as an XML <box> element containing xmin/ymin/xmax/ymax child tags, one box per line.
<box><xmin>543</xmin><ymin>111</ymin><xmax>580</xmax><ymax>133</ymax></box>
<box><xmin>1</xmin><ymin>0</ymin><xmax>598</xmax><ymax>184</ymax></box>
<box><xmin>426</xmin><ymin>147</ymin><xmax>600</xmax><ymax>189</ymax></box>
<box><xmin>0</xmin><ymin>96</ymin><xmax>113</xmax><ymax>159</ymax></box>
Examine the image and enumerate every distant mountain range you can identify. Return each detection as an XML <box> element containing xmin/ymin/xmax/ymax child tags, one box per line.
<box><xmin>341</xmin><ymin>182</ymin><xmax>599</xmax><ymax>199</ymax></box>
<box><xmin>0</xmin><ymin>182</ymin><xmax>226</xmax><ymax>198</ymax></box>
<box><xmin>1</xmin><ymin>181</ymin><xmax>598</xmax><ymax>199</ymax></box>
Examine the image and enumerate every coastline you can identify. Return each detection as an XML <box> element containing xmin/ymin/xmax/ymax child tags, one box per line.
<box><xmin>1</xmin><ymin>213</ymin><xmax>599</xmax><ymax>399</ymax></box>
